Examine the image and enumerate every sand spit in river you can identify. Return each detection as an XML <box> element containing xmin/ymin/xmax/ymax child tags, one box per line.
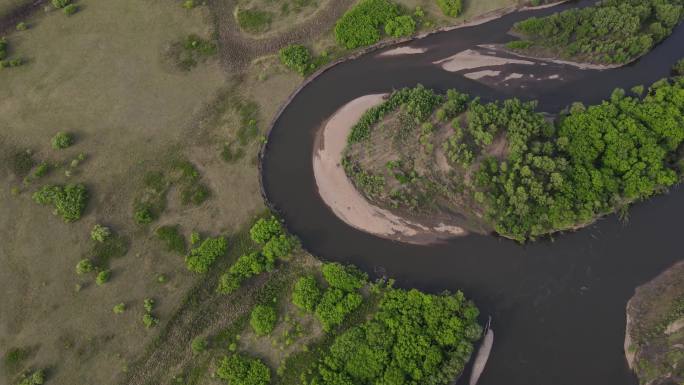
<box><xmin>313</xmin><ymin>94</ymin><xmax>466</xmax><ymax>244</ymax></box>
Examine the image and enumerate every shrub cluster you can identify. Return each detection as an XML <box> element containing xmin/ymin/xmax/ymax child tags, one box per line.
<box><xmin>142</xmin><ymin>298</ymin><xmax>158</xmax><ymax>328</ymax></box>
<box><xmin>249</xmin><ymin>304</ymin><xmax>277</xmax><ymax>336</ymax></box>
<box><xmin>384</xmin><ymin>15</ymin><xmax>416</xmax><ymax>38</ymax></box>
<box><xmin>185</xmin><ymin>236</ymin><xmax>227</xmax><ymax>273</ymax></box>
<box><xmin>91</xmin><ymin>224</ymin><xmax>111</xmax><ymax>242</ymax></box>
<box><xmin>510</xmin><ymin>0</ymin><xmax>684</xmax><ymax>64</ymax></box>
<box><xmin>32</xmin><ymin>183</ymin><xmax>88</xmax><ymax>222</ymax></box>
<box><xmin>16</xmin><ymin>369</ymin><xmax>45</xmax><ymax>385</ymax></box>
<box><xmin>217</xmin><ymin>217</ymin><xmax>296</xmax><ymax>294</ymax></box>
<box><xmin>51</xmin><ymin>132</ymin><xmax>73</xmax><ymax>149</ymax></box>
<box><xmin>279</xmin><ymin>44</ymin><xmax>312</xmax><ymax>75</ymax></box>
<box><xmin>334</xmin><ymin>0</ymin><xmax>400</xmax><ymax>49</ymax></box>
<box><xmin>216</xmin><ymin>354</ymin><xmax>270</xmax><ymax>385</ymax></box>
<box><xmin>436</xmin><ymin>0</ymin><xmax>462</xmax><ymax>17</ymax></box>
<box><xmin>291</xmin><ymin>275</ymin><xmax>322</xmax><ymax>312</ymax></box>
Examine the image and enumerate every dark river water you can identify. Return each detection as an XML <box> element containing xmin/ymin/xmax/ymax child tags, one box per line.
<box><xmin>261</xmin><ymin>2</ymin><xmax>684</xmax><ymax>384</ymax></box>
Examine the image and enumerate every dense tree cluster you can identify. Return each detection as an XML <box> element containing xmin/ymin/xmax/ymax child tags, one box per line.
<box><xmin>335</xmin><ymin>0</ymin><xmax>417</xmax><ymax>49</ymax></box>
<box><xmin>250</xmin><ymin>304</ymin><xmax>277</xmax><ymax>336</ymax></box>
<box><xmin>307</xmin><ymin>287</ymin><xmax>481</xmax><ymax>385</ymax></box>
<box><xmin>32</xmin><ymin>183</ymin><xmax>88</xmax><ymax>222</ymax></box>
<box><xmin>216</xmin><ymin>354</ymin><xmax>270</xmax><ymax>385</ymax></box>
<box><xmin>510</xmin><ymin>0</ymin><xmax>684</xmax><ymax>64</ymax></box>
<box><xmin>292</xmin><ymin>275</ymin><xmax>322</xmax><ymax>312</ymax></box>
<box><xmin>185</xmin><ymin>236</ymin><xmax>227</xmax><ymax>273</ymax></box>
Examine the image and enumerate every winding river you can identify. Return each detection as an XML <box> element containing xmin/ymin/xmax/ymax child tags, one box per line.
<box><xmin>261</xmin><ymin>2</ymin><xmax>684</xmax><ymax>384</ymax></box>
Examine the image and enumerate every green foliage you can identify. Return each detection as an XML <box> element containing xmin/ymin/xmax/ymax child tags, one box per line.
<box><xmin>4</xmin><ymin>347</ymin><xmax>28</xmax><ymax>372</ymax></box>
<box><xmin>144</xmin><ymin>298</ymin><xmax>155</xmax><ymax>313</ymax></box>
<box><xmin>436</xmin><ymin>0</ymin><xmax>462</xmax><ymax>17</ymax></box>
<box><xmin>185</xmin><ymin>236</ymin><xmax>228</xmax><ymax>273</ymax></box>
<box><xmin>334</xmin><ymin>0</ymin><xmax>399</xmax><ymax>49</ymax></box>
<box><xmin>75</xmin><ymin>259</ymin><xmax>93</xmax><ymax>275</ymax></box>
<box><xmin>91</xmin><ymin>224</ymin><xmax>111</xmax><ymax>242</ymax></box>
<box><xmin>511</xmin><ymin>0</ymin><xmax>684</xmax><ymax>64</ymax></box>
<box><xmin>315</xmin><ymin>288</ymin><xmax>363</xmax><ymax>331</ymax></box>
<box><xmin>113</xmin><ymin>303</ymin><xmax>126</xmax><ymax>314</ymax></box>
<box><xmin>51</xmin><ymin>132</ymin><xmax>73</xmax><ymax>149</ymax></box>
<box><xmin>16</xmin><ymin>22</ymin><xmax>28</xmax><ymax>31</ymax></box>
<box><xmin>307</xmin><ymin>288</ymin><xmax>480</xmax><ymax>385</ymax></box>
<box><xmin>16</xmin><ymin>369</ymin><xmax>45</xmax><ymax>385</ymax></box>
<box><xmin>216</xmin><ymin>354</ymin><xmax>270</xmax><ymax>385</ymax></box>
<box><xmin>32</xmin><ymin>183</ymin><xmax>88</xmax><ymax>222</ymax></box>
<box><xmin>321</xmin><ymin>263</ymin><xmax>367</xmax><ymax>292</ymax></box>
<box><xmin>182</xmin><ymin>0</ymin><xmax>196</xmax><ymax>9</ymax></box>
<box><xmin>217</xmin><ymin>252</ymin><xmax>271</xmax><ymax>294</ymax></box>
<box><xmin>32</xmin><ymin>162</ymin><xmax>49</xmax><ymax>178</ymax></box>
<box><xmin>142</xmin><ymin>313</ymin><xmax>158</xmax><ymax>328</ymax></box>
<box><xmin>237</xmin><ymin>8</ymin><xmax>272</xmax><ymax>33</ymax></box>
<box><xmin>384</xmin><ymin>15</ymin><xmax>416</xmax><ymax>38</ymax></box>
<box><xmin>63</xmin><ymin>4</ymin><xmax>78</xmax><ymax>15</ymax></box>
<box><xmin>279</xmin><ymin>44</ymin><xmax>312</xmax><ymax>75</ymax></box>
<box><xmin>250</xmin><ymin>304</ymin><xmax>277</xmax><ymax>336</ymax></box>
<box><xmin>249</xmin><ymin>216</ymin><xmax>283</xmax><ymax>244</ymax></box>
<box><xmin>674</xmin><ymin>58</ymin><xmax>684</xmax><ymax>75</ymax></box>
<box><xmin>96</xmin><ymin>270</ymin><xmax>111</xmax><ymax>285</ymax></box>
<box><xmin>51</xmin><ymin>0</ymin><xmax>70</xmax><ymax>8</ymax></box>
<box><xmin>156</xmin><ymin>225</ymin><xmax>186</xmax><ymax>254</ymax></box>
<box><xmin>134</xmin><ymin>204</ymin><xmax>154</xmax><ymax>225</ymax></box>
<box><xmin>261</xmin><ymin>234</ymin><xmax>297</xmax><ymax>263</ymax></box>
<box><xmin>292</xmin><ymin>275</ymin><xmax>322</xmax><ymax>312</ymax></box>
<box><xmin>191</xmin><ymin>337</ymin><xmax>207</xmax><ymax>354</ymax></box>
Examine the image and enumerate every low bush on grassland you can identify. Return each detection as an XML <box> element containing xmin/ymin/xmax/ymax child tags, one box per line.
<box><xmin>33</xmin><ymin>183</ymin><xmax>88</xmax><ymax>222</ymax></box>
<box><xmin>236</xmin><ymin>8</ymin><xmax>272</xmax><ymax>33</ymax></box>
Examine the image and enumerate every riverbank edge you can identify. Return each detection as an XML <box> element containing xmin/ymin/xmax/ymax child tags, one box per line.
<box><xmin>624</xmin><ymin>260</ymin><xmax>684</xmax><ymax>383</ymax></box>
<box><xmin>257</xmin><ymin>0</ymin><xmax>573</xmax><ymax>243</ymax></box>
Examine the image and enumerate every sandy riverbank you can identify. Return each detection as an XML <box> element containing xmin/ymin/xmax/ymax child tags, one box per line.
<box><xmin>434</xmin><ymin>49</ymin><xmax>534</xmax><ymax>72</ymax></box>
<box><xmin>313</xmin><ymin>94</ymin><xmax>466</xmax><ymax>244</ymax></box>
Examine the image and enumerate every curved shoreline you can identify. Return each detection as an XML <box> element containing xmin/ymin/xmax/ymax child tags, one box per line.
<box><xmin>312</xmin><ymin>94</ymin><xmax>466</xmax><ymax>244</ymax></box>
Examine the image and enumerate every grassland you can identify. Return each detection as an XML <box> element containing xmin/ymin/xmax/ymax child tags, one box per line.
<box><xmin>0</xmin><ymin>0</ymin><xmax>529</xmax><ymax>384</ymax></box>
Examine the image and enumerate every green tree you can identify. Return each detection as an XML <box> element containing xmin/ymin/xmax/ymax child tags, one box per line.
<box><xmin>216</xmin><ymin>354</ymin><xmax>270</xmax><ymax>385</ymax></box>
<box><xmin>436</xmin><ymin>0</ymin><xmax>462</xmax><ymax>17</ymax></box>
<box><xmin>279</xmin><ymin>44</ymin><xmax>312</xmax><ymax>75</ymax></box>
<box><xmin>96</xmin><ymin>270</ymin><xmax>111</xmax><ymax>285</ymax></box>
<box><xmin>250</xmin><ymin>305</ymin><xmax>277</xmax><ymax>336</ymax></box>
<box><xmin>51</xmin><ymin>132</ymin><xmax>73</xmax><ymax>149</ymax></box>
<box><xmin>249</xmin><ymin>217</ymin><xmax>283</xmax><ymax>244</ymax></box>
<box><xmin>76</xmin><ymin>259</ymin><xmax>93</xmax><ymax>275</ymax></box>
<box><xmin>185</xmin><ymin>236</ymin><xmax>227</xmax><ymax>273</ymax></box>
<box><xmin>384</xmin><ymin>15</ymin><xmax>416</xmax><ymax>38</ymax></box>
<box><xmin>91</xmin><ymin>224</ymin><xmax>111</xmax><ymax>242</ymax></box>
<box><xmin>321</xmin><ymin>263</ymin><xmax>367</xmax><ymax>292</ymax></box>
<box><xmin>292</xmin><ymin>275</ymin><xmax>322</xmax><ymax>312</ymax></box>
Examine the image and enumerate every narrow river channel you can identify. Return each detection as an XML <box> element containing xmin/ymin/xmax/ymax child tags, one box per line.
<box><xmin>261</xmin><ymin>2</ymin><xmax>684</xmax><ymax>384</ymax></box>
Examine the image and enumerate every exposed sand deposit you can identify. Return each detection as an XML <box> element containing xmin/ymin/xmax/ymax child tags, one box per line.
<box><xmin>313</xmin><ymin>94</ymin><xmax>465</xmax><ymax>243</ymax></box>
<box><xmin>378</xmin><ymin>46</ymin><xmax>427</xmax><ymax>57</ymax></box>
<box><xmin>465</xmin><ymin>70</ymin><xmax>501</xmax><ymax>80</ymax></box>
<box><xmin>434</xmin><ymin>49</ymin><xmax>534</xmax><ymax>72</ymax></box>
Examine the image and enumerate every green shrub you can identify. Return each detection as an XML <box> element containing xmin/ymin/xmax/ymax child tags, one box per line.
<box><xmin>32</xmin><ymin>184</ymin><xmax>88</xmax><ymax>222</ymax></box>
<box><xmin>185</xmin><ymin>236</ymin><xmax>227</xmax><ymax>273</ymax></box>
<box><xmin>249</xmin><ymin>217</ymin><xmax>283</xmax><ymax>244</ymax></box>
<box><xmin>32</xmin><ymin>162</ymin><xmax>49</xmax><ymax>178</ymax></box>
<box><xmin>506</xmin><ymin>40</ymin><xmax>534</xmax><ymax>50</ymax></box>
<box><xmin>314</xmin><ymin>288</ymin><xmax>363</xmax><ymax>331</ymax></box>
<box><xmin>113</xmin><ymin>303</ymin><xmax>126</xmax><ymax>314</ymax></box>
<box><xmin>182</xmin><ymin>0</ymin><xmax>195</xmax><ymax>9</ymax></box>
<box><xmin>321</xmin><ymin>263</ymin><xmax>367</xmax><ymax>292</ymax></box>
<box><xmin>180</xmin><ymin>183</ymin><xmax>210</xmax><ymax>205</ymax></box>
<box><xmin>75</xmin><ymin>259</ymin><xmax>93</xmax><ymax>274</ymax></box>
<box><xmin>142</xmin><ymin>313</ymin><xmax>158</xmax><ymax>328</ymax></box>
<box><xmin>91</xmin><ymin>224</ymin><xmax>111</xmax><ymax>242</ymax></box>
<box><xmin>250</xmin><ymin>305</ymin><xmax>277</xmax><ymax>336</ymax></box>
<box><xmin>51</xmin><ymin>0</ymin><xmax>70</xmax><ymax>8</ymax></box>
<box><xmin>261</xmin><ymin>234</ymin><xmax>296</xmax><ymax>263</ymax></box>
<box><xmin>217</xmin><ymin>252</ymin><xmax>271</xmax><ymax>294</ymax></box>
<box><xmin>191</xmin><ymin>337</ymin><xmax>207</xmax><ymax>354</ymax></box>
<box><xmin>216</xmin><ymin>354</ymin><xmax>270</xmax><ymax>385</ymax></box>
<box><xmin>190</xmin><ymin>231</ymin><xmax>201</xmax><ymax>245</ymax></box>
<box><xmin>334</xmin><ymin>0</ymin><xmax>399</xmax><ymax>49</ymax></box>
<box><xmin>384</xmin><ymin>15</ymin><xmax>416</xmax><ymax>37</ymax></box>
<box><xmin>51</xmin><ymin>132</ymin><xmax>73</xmax><ymax>149</ymax></box>
<box><xmin>96</xmin><ymin>270</ymin><xmax>111</xmax><ymax>285</ymax></box>
<box><xmin>63</xmin><ymin>4</ymin><xmax>78</xmax><ymax>15</ymax></box>
<box><xmin>673</xmin><ymin>58</ymin><xmax>684</xmax><ymax>75</ymax></box>
<box><xmin>279</xmin><ymin>44</ymin><xmax>312</xmax><ymax>75</ymax></box>
<box><xmin>143</xmin><ymin>298</ymin><xmax>155</xmax><ymax>313</ymax></box>
<box><xmin>292</xmin><ymin>275</ymin><xmax>321</xmax><ymax>312</ymax></box>
<box><xmin>436</xmin><ymin>0</ymin><xmax>462</xmax><ymax>17</ymax></box>
<box><xmin>134</xmin><ymin>205</ymin><xmax>154</xmax><ymax>225</ymax></box>
<box><xmin>16</xmin><ymin>22</ymin><xmax>28</xmax><ymax>31</ymax></box>
<box><xmin>236</xmin><ymin>8</ymin><xmax>272</xmax><ymax>33</ymax></box>
<box><xmin>4</xmin><ymin>347</ymin><xmax>28</xmax><ymax>371</ymax></box>
<box><xmin>155</xmin><ymin>225</ymin><xmax>186</xmax><ymax>254</ymax></box>
<box><xmin>17</xmin><ymin>369</ymin><xmax>45</xmax><ymax>385</ymax></box>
